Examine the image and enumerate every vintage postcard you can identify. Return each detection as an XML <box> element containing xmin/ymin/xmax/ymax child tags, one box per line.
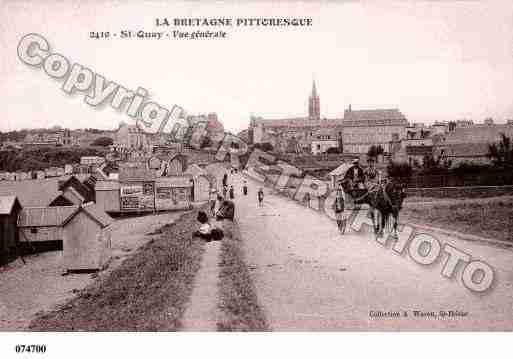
<box><xmin>1</xmin><ymin>0</ymin><xmax>513</xmax><ymax>354</ymax></box>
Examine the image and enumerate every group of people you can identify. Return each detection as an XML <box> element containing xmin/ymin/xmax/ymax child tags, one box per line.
<box><xmin>344</xmin><ymin>158</ymin><xmax>383</xmax><ymax>192</ymax></box>
<box><xmin>333</xmin><ymin>158</ymin><xmax>385</xmax><ymax>235</ymax></box>
<box><xmin>195</xmin><ymin>168</ymin><xmax>257</xmax><ymax>242</ymax></box>
<box><xmin>220</xmin><ymin>170</ymin><xmax>250</xmax><ymax>200</ymax></box>
<box><xmin>194</xmin><ymin>159</ymin><xmax>389</xmax><ymax>240</ymax></box>
<box><xmin>194</xmin><ymin>192</ymin><xmax>236</xmax><ymax>242</ymax></box>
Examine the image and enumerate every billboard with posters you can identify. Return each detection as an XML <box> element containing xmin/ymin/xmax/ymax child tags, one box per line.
<box><xmin>120</xmin><ymin>184</ymin><xmax>142</xmax><ymax>210</ymax></box>
<box><xmin>155</xmin><ymin>177</ymin><xmax>192</xmax><ymax>211</ymax></box>
<box><xmin>120</xmin><ymin>183</ymin><xmax>155</xmax><ymax>211</ymax></box>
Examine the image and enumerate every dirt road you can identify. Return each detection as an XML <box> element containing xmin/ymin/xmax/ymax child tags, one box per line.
<box><xmin>231</xmin><ymin>173</ymin><xmax>513</xmax><ymax>331</ymax></box>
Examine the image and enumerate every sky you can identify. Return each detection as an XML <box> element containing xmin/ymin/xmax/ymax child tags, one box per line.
<box><xmin>1</xmin><ymin>0</ymin><xmax>513</xmax><ymax>134</ymax></box>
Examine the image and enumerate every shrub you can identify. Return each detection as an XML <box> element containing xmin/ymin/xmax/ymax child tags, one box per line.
<box><xmin>387</xmin><ymin>161</ymin><xmax>413</xmax><ymax>180</ymax></box>
<box><xmin>90</xmin><ymin>136</ymin><xmax>113</xmax><ymax>147</ymax></box>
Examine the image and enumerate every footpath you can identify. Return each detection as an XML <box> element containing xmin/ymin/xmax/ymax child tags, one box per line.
<box><xmin>181</xmin><ymin>241</ymin><xmax>221</xmax><ymax>331</ymax></box>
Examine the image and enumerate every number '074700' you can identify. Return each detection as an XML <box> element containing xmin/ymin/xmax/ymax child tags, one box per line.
<box><xmin>14</xmin><ymin>344</ymin><xmax>47</xmax><ymax>354</ymax></box>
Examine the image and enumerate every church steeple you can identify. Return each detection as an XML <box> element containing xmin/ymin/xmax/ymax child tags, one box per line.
<box><xmin>308</xmin><ymin>80</ymin><xmax>320</xmax><ymax>120</ymax></box>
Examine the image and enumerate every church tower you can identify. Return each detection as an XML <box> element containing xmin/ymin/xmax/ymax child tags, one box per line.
<box><xmin>308</xmin><ymin>80</ymin><xmax>320</xmax><ymax>120</ymax></box>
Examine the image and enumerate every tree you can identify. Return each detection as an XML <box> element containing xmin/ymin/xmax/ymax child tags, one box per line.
<box><xmin>422</xmin><ymin>153</ymin><xmax>438</xmax><ymax>170</ymax></box>
<box><xmin>419</xmin><ymin>153</ymin><xmax>450</xmax><ymax>175</ymax></box>
<box><xmin>387</xmin><ymin>161</ymin><xmax>413</xmax><ymax>180</ymax></box>
<box><xmin>254</xmin><ymin>142</ymin><xmax>274</xmax><ymax>152</ymax></box>
<box><xmin>487</xmin><ymin>133</ymin><xmax>513</xmax><ymax>166</ymax></box>
<box><xmin>91</xmin><ymin>136</ymin><xmax>114</xmax><ymax>147</ymax></box>
<box><xmin>326</xmin><ymin>147</ymin><xmax>342</xmax><ymax>154</ymax></box>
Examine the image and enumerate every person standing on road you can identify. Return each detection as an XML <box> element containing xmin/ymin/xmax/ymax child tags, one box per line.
<box><xmin>209</xmin><ymin>188</ymin><xmax>217</xmax><ymax>215</ymax></box>
<box><xmin>257</xmin><ymin>188</ymin><xmax>264</xmax><ymax>207</ymax></box>
<box><xmin>222</xmin><ymin>184</ymin><xmax>228</xmax><ymax>198</ymax></box>
<box><xmin>242</xmin><ymin>180</ymin><xmax>248</xmax><ymax>196</ymax></box>
<box><xmin>214</xmin><ymin>194</ymin><xmax>223</xmax><ymax>217</ymax></box>
<box><xmin>333</xmin><ymin>184</ymin><xmax>346</xmax><ymax>235</ymax></box>
<box><xmin>229</xmin><ymin>185</ymin><xmax>235</xmax><ymax>199</ymax></box>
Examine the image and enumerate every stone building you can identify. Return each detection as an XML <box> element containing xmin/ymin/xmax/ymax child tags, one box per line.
<box><xmin>114</xmin><ymin>121</ymin><xmax>152</xmax><ymax>151</ymax></box>
<box><xmin>311</xmin><ymin>128</ymin><xmax>339</xmax><ymax>154</ymax></box>
<box><xmin>250</xmin><ymin>89</ymin><xmax>407</xmax><ymax>155</ymax></box>
<box><xmin>341</xmin><ymin>106</ymin><xmax>407</xmax><ymax>153</ymax></box>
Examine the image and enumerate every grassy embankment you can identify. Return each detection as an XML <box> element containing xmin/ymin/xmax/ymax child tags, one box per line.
<box><xmin>402</xmin><ymin>197</ymin><xmax>513</xmax><ymax>242</ymax></box>
<box><xmin>217</xmin><ymin>221</ymin><xmax>269</xmax><ymax>331</ymax></box>
<box><xmin>29</xmin><ymin>207</ymin><xmax>206</xmax><ymax>331</ymax></box>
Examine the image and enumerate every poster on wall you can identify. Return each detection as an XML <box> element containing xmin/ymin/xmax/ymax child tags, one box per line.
<box><xmin>173</xmin><ymin>187</ymin><xmax>188</xmax><ymax>203</ymax></box>
<box><xmin>155</xmin><ymin>185</ymin><xmax>175</xmax><ymax>210</ymax></box>
<box><xmin>120</xmin><ymin>196</ymin><xmax>139</xmax><ymax>210</ymax></box>
<box><xmin>120</xmin><ymin>185</ymin><xmax>143</xmax><ymax>210</ymax></box>
<box><xmin>142</xmin><ymin>182</ymin><xmax>154</xmax><ymax>196</ymax></box>
<box><xmin>140</xmin><ymin>182</ymin><xmax>155</xmax><ymax>210</ymax></box>
<box><xmin>120</xmin><ymin>185</ymin><xmax>143</xmax><ymax>197</ymax></box>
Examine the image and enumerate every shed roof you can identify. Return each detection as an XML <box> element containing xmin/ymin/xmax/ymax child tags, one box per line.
<box><xmin>118</xmin><ymin>167</ymin><xmax>156</xmax><ymax>182</ymax></box>
<box><xmin>63</xmin><ymin>202</ymin><xmax>113</xmax><ymax>228</ymax></box>
<box><xmin>48</xmin><ymin>194</ymin><xmax>75</xmax><ymax>207</ymax></box>
<box><xmin>0</xmin><ymin>175</ymin><xmax>89</xmax><ymax>207</ymax></box>
<box><xmin>18</xmin><ymin>206</ymin><xmax>79</xmax><ymax>227</ymax></box>
<box><xmin>0</xmin><ymin>196</ymin><xmax>22</xmax><ymax>215</ymax></box>
<box><xmin>329</xmin><ymin>162</ymin><xmax>352</xmax><ymax>176</ymax></box>
<box><xmin>58</xmin><ymin>176</ymin><xmax>92</xmax><ymax>202</ymax></box>
<box><xmin>184</xmin><ymin>163</ymin><xmax>207</xmax><ymax>177</ymax></box>
<box><xmin>95</xmin><ymin>181</ymin><xmax>121</xmax><ymax>191</ymax></box>
<box><xmin>155</xmin><ymin>176</ymin><xmax>193</xmax><ymax>187</ymax></box>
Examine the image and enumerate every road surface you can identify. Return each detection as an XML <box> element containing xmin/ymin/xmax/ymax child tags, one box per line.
<box><xmin>225</xmin><ymin>170</ymin><xmax>513</xmax><ymax>331</ymax></box>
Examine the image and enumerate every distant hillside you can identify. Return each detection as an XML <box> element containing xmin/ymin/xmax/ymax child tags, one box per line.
<box><xmin>0</xmin><ymin>147</ymin><xmax>108</xmax><ymax>172</ymax></box>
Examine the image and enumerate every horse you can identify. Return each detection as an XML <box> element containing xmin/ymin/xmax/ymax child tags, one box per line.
<box><xmin>340</xmin><ymin>178</ymin><xmax>406</xmax><ymax>237</ymax></box>
<box><xmin>372</xmin><ymin>181</ymin><xmax>407</xmax><ymax>237</ymax></box>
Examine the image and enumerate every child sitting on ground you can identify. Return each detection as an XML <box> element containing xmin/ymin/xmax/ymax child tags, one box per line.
<box><xmin>193</xmin><ymin>210</ymin><xmax>223</xmax><ymax>242</ymax></box>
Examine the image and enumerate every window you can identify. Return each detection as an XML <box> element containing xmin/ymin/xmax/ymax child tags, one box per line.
<box><xmin>30</xmin><ymin>228</ymin><xmax>38</xmax><ymax>234</ymax></box>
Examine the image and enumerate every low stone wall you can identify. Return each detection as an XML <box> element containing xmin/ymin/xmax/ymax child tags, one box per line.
<box><xmin>406</xmin><ymin>185</ymin><xmax>513</xmax><ymax>199</ymax></box>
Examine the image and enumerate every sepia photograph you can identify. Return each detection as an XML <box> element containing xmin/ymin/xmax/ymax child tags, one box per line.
<box><xmin>0</xmin><ymin>0</ymin><xmax>513</xmax><ymax>357</ymax></box>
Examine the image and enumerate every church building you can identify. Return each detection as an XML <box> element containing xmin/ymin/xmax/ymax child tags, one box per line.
<box><xmin>249</xmin><ymin>81</ymin><xmax>408</xmax><ymax>155</ymax></box>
